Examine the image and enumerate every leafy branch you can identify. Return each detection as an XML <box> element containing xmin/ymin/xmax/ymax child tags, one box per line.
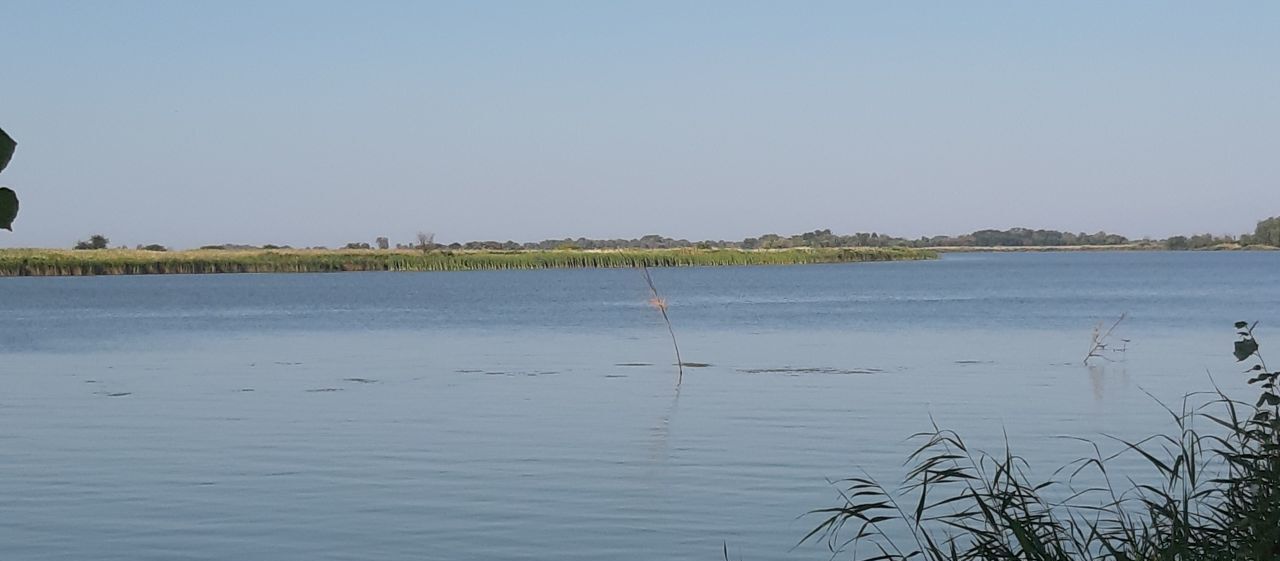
<box><xmin>0</xmin><ymin>126</ymin><xmax>20</xmax><ymax>231</ymax></box>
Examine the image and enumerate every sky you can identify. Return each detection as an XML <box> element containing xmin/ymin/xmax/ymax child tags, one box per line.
<box><xmin>1</xmin><ymin>1</ymin><xmax>1277</xmax><ymax>249</ymax></box>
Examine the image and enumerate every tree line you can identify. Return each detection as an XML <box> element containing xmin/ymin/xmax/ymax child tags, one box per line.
<box><xmin>68</xmin><ymin>216</ymin><xmax>1280</xmax><ymax>252</ymax></box>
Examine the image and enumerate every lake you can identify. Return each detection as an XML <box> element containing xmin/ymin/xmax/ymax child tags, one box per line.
<box><xmin>2</xmin><ymin>251</ymin><xmax>1277</xmax><ymax>560</ymax></box>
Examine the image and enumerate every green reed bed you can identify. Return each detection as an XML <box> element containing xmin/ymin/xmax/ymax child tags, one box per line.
<box><xmin>803</xmin><ymin>322</ymin><xmax>1280</xmax><ymax>561</ymax></box>
<box><xmin>0</xmin><ymin>247</ymin><xmax>935</xmax><ymax>276</ymax></box>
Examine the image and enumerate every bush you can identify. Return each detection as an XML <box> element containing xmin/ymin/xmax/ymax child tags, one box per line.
<box><xmin>73</xmin><ymin>234</ymin><xmax>109</xmax><ymax>250</ymax></box>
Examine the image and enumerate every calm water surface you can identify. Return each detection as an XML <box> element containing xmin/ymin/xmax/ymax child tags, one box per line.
<box><xmin>2</xmin><ymin>252</ymin><xmax>1278</xmax><ymax>560</ymax></box>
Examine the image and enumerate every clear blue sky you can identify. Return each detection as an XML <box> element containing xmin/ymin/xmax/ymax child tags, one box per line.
<box><xmin>2</xmin><ymin>1</ymin><xmax>1276</xmax><ymax>248</ymax></box>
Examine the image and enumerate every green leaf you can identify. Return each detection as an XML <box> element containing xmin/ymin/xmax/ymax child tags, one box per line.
<box><xmin>0</xmin><ymin>187</ymin><xmax>17</xmax><ymax>231</ymax></box>
<box><xmin>1234</xmin><ymin>338</ymin><xmax>1259</xmax><ymax>361</ymax></box>
<box><xmin>1257</xmin><ymin>392</ymin><xmax>1280</xmax><ymax>407</ymax></box>
<box><xmin>0</xmin><ymin>127</ymin><xmax>13</xmax><ymax>174</ymax></box>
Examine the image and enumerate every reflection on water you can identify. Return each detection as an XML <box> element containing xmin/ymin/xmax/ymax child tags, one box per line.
<box><xmin>649</xmin><ymin>382</ymin><xmax>682</xmax><ymax>466</ymax></box>
<box><xmin>1088</xmin><ymin>363</ymin><xmax>1131</xmax><ymax>401</ymax></box>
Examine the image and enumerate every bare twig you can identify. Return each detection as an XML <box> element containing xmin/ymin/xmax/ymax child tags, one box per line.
<box><xmin>1084</xmin><ymin>312</ymin><xmax>1128</xmax><ymax>365</ymax></box>
<box><xmin>416</xmin><ymin>231</ymin><xmax>435</xmax><ymax>253</ymax></box>
<box><xmin>642</xmin><ymin>265</ymin><xmax>683</xmax><ymax>385</ymax></box>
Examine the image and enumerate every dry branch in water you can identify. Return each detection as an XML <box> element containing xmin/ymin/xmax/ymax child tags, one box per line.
<box><xmin>1084</xmin><ymin>312</ymin><xmax>1129</xmax><ymax>364</ymax></box>
<box><xmin>642</xmin><ymin>265</ymin><xmax>683</xmax><ymax>385</ymax></box>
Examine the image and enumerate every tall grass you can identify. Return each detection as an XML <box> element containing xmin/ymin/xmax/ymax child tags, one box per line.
<box><xmin>0</xmin><ymin>247</ymin><xmax>936</xmax><ymax>276</ymax></box>
<box><xmin>804</xmin><ymin>322</ymin><xmax>1280</xmax><ymax>560</ymax></box>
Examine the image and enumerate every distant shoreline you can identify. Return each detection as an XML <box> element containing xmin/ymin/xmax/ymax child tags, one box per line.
<box><xmin>0</xmin><ymin>247</ymin><xmax>937</xmax><ymax>277</ymax></box>
<box><xmin>934</xmin><ymin>243</ymin><xmax>1278</xmax><ymax>253</ymax></box>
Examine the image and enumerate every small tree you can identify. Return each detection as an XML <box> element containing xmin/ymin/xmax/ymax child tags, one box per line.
<box><xmin>1253</xmin><ymin>216</ymin><xmax>1280</xmax><ymax>247</ymax></box>
<box><xmin>74</xmin><ymin>234</ymin><xmax>109</xmax><ymax>250</ymax></box>
<box><xmin>375</xmin><ymin>236</ymin><xmax>389</xmax><ymax>250</ymax></box>
<box><xmin>416</xmin><ymin>231</ymin><xmax>435</xmax><ymax>253</ymax></box>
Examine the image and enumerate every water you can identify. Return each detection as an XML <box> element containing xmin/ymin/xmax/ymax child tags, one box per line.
<box><xmin>2</xmin><ymin>251</ymin><xmax>1277</xmax><ymax>560</ymax></box>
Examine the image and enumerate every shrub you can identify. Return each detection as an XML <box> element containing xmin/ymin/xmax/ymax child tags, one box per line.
<box><xmin>1166</xmin><ymin>236</ymin><xmax>1190</xmax><ymax>250</ymax></box>
<box><xmin>73</xmin><ymin>234</ymin><xmax>109</xmax><ymax>250</ymax></box>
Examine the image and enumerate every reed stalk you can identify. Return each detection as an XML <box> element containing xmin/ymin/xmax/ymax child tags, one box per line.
<box><xmin>642</xmin><ymin>265</ymin><xmax>683</xmax><ymax>385</ymax></box>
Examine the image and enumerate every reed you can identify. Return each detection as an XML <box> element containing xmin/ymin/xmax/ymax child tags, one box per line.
<box><xmin>803</xmin><ymin>322</ymin><xmax>1280</xmax><ymax>560</ymax></box>
<box><xmin>0</xmin><ymin>247</ymin><xmax>936</xmax><ymax>277</ymax></box>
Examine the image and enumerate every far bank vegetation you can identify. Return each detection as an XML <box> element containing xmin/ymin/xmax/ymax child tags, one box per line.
<box><xmin>150</xmin><ymin>216</ymin><xmax>1278</xmax><ymax>255</ymax></box>
<box><xmin>0</xmin><ymin>247</ymin><xmax>935</xmax><ymax>277</ymax></box>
